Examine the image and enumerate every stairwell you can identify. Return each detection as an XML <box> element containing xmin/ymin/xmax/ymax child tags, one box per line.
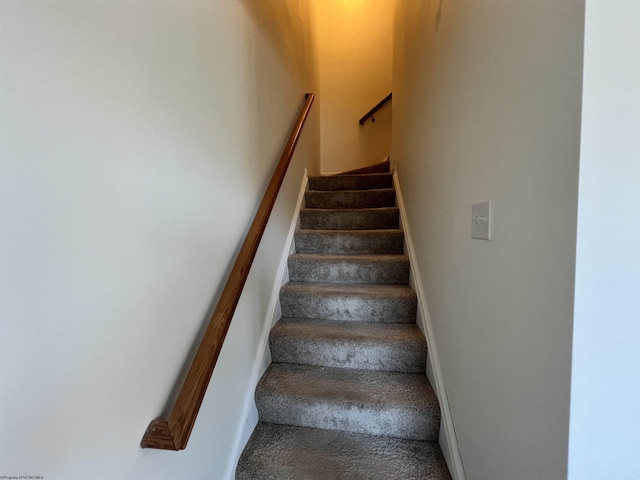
<box><xmin>236</xmin><ymin>163</ymin><xmax>451</xmax><ymax>479</ymax></box>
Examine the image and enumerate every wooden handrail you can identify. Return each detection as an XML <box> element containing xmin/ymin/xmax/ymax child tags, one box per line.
<box><xmin>359</xmin><ymin>93</ymin><xmax>392</xmax><ymax>125</ymax></box>
<box><xmin>141</xmin><ymin>93</ymin><xmax>315</xmax><ymax>450</ymax></box>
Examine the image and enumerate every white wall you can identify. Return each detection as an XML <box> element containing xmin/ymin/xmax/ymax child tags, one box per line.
<box><xmin>569</xmin><ymin>2</ymin><xmax>640</xmax><ymax>478</ymax></box>
<box><xmin>0</xmin><ymin>1</ymin><xmax>318</xmax><ymax>479</ymax></box>
<box><xmin>392</xmin><ymin>1</ymin><xmax>584</xmax><ymax>479</ymax></box>
<box><xmin>313</xmin><ymin>0</ymin><xmax>393</xmax><ymax>173</ymax></box>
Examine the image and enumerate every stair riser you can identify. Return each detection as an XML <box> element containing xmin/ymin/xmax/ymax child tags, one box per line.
<box><xmin>270</xmin><ymin>337</ymin><xmax>426</xmax><ymax>373</ymax></box>
<box><xmin>288</xmin><ymin>257</ymin><xmax>409</xmax><ymax>284</ymax></box>
<box><xmin>256</xmin><ymin>394</ymin><xmax>438</xmax><ymax>442</ymax></box>
<box><xmin>280</xmin><ymin>291</ymin><xmax>416</xmax><ymax>322</ymax></box>
<box><xmin>295</xmin><ymin>231</ymin><xmax>404</xmax><ymax>255</ymax></box>
<box><xmin>300</xmin><ymin>208</ymin><xmax>399</xmax><ymax>230</ymax></box>
<box><xmin>309</xmin><ymin>174</ymin><xmax>392</xmax><ymax>191</ymax></box>
<box><xmin>305</xmin><ymin>189</ymin><xmax>396</xmax><ymax>209</ymax></box>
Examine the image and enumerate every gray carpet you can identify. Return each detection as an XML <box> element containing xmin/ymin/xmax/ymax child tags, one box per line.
<box><xmin>236</xmin><ymin>166</ymin><xmax>451</xmax><ymax>479</ymax></box>
<box><xmin>294</xmin><ymin>229</ymin><xmax>404</xmax><ymax>255</ymax></box>
<box><xmin>256</xmin><ymin>363</ymin><xmax>440</xmax><ymax>440</ymax></box>
<box><xmin>270</xmin><ymin>318</ymin><xmax>427</xmax><ymax>372</ymax></box>
<box><xmin>288</xmin><ymin>253</ymin><xmax>410</xmax><ymax>284</ymax></box>
<box><xmin>280</xmin><ymin>282</ymin><xmax>417</xmax><ymax>322</ymax></box>
<box><xmin>309</xmin><ymin>172</ymin><xmax>393</xmax><ymax>190</ymax></box>
<box><xmin>305</xmin><ymin>188</ymin><xmax>396</xmax><ymax>209</ymax></box>
<box><xmin>236</xmin><ymin>424</ymin><xmax>451</xmax><ymax>480</ymax></box>
<box><xmin>300</xmin><ymin>207</ymin><xmax>400</xmax><ymax>230</ymax></box>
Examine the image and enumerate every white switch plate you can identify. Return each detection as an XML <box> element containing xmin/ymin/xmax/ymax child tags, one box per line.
<box><xmin>472</xmin><ymin>201</ymin><xmax>492</xmax><ymax>240</ymax></box>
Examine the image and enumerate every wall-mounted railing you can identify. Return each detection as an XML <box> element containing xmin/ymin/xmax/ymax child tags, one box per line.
<box><xmin>141</xmin><ymin>93</ymin><xmax>315</xmax><ymax>451</ymax></box>
<box><xmin>359</xmin><ymin>93</ymin><xmax>392</xmax><ymax>125</ymax></box>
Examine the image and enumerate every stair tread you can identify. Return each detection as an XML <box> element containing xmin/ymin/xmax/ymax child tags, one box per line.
<box><xmin>281</xmin><ymin>281</ymin><xmax>414</xmax><ymax>297</ymax></box>
<box><xmin>270</xmin><ymin>318</ymin><xmax>427</xmax><ymax>373</ymax></box>
<box><xmin>305</xmin><ymin>188</ymin><xmax>396</xmax><ymax>209</ymax></box>
<box><xmin>257</xmin><ymin>363</ymin><xmax>440</xmax><ymax>441</ymax></box>
<box><xmin>259</xmin><ymin>363</ymin><xmax>438</xmax><ymax>412</ymax></box>
<box><xmin>295</xmin><ymin>229</ymin><xmax>404</xmax><ymax>254</ymax></box>
<box><xmin>309</xmin><ymin>172</ymin><xmax>393</xmax><ymax>179</ymax></box>
<box><xmin>280</xmin><ymin>282</ymin><xmax>417</xmax><ymax>322</ymax></box>
<box><xmin>288</xmin><ymin>253</ymin><xmax>410</xmax><ymax>284</ymax></box>
<box><xmin>297</xmin><ymin>228</ymin><xmax>402</xmax><ymax>233</ymax></box>
<box><xmin>272</xmin><ymin>317</ymin><xmax>425</xmax><ymax>346</ymax></box>
<box><xmin>307</xmin><ymin>187</ymin><xmax>395</xmax><ymax>194</ymax></box>
<box><xmin>301</xmin><ymin>206</ymin><xmax>399</xmax><ymax>213</ymax></box>
<box><xmin>308</xmin><ymin>173</ymin><xmax>393</xmax><ymax>192</ymax></box>
<box><xmin>300</xmin><ymin>207</ymin><xmax>400</xmax><ymax>230</ymax></box>
<box><xmin>289</xmin><ymin>253</ymin><xmax>408</xmax><ymax>262</ymax></box>
<box><xmin>236</xmin><ymin>423</ymin><xmax>451</xmax><ymax>480</ymax></box>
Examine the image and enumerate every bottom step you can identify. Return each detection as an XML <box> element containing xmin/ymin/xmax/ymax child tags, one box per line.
<box><xmin>236</xmin><ymin>423</ymin><xmax>451</xmax><ymax>480</ymax></box>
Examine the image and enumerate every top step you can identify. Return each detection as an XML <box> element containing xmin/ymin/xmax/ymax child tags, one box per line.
<box><xmin>309</xmin><ymin>173</ymin><xmax>393</xmax><ymax>191</ymax></box>
<box><xmin>338</xmin><ymin>159</ymin><xmax>390</xmax><ymax>175</ymax></box>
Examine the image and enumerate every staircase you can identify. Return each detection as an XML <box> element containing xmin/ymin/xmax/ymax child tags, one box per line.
<box><xmin>236</xmin><ymin>164</ymin><xmax>451</xmax><ymax>479</ymax></box>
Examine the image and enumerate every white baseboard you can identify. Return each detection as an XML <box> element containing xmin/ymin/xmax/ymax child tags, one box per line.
<box><xmin>223</xmin><ymin>170</ymin><xmax>309</xmax><ymax>480</ymax></box>
<box><xmin>393</xmin><ymin>168</ymin><xmax>467</xmax><ymax>480</ymax></box>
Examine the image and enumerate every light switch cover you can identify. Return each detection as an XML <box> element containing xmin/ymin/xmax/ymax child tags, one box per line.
<box><xmin>472</xmin><ymin>201</ymin><xmax>492</xmax><ymax>240</ymax></box>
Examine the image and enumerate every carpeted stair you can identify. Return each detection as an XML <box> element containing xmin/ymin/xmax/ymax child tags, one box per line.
<box><xmin>236</xmin><ymin>166</ymin><xmax>451</xmax><ymax>480</ymax></box>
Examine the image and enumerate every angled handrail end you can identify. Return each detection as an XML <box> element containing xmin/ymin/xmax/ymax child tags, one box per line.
<box><xmin>142</xmin><ymin>420</ymin><xmax>177</xmax><ymax>450</ymax></box>
<box><xmin>141</xmin><ymin>93</ymin><xmax>315</xmax><ymax>451</ymax></box>
<box><xmin>359</xmin><ymin>93</ymin><xmax>392</xmax><ymax>125</ymax></box>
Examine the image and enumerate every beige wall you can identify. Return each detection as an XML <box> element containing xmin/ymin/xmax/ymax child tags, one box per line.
<box><xmin>313</xmin><ymin>0</ymin><xmax>393</xmax><ymax>173</ymax></box>
<box><xmin>392</xmin><ymin>1</ymin><xmax>584</xmax><ymax>479</ymax></box>
<box><xmin>0</xmin><ymin>1</ymin><xmax>318</xmax><ymax>479</ymax></box>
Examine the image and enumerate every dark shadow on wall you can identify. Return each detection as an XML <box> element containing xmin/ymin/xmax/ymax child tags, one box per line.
<box><xmin>435</xmin><ymin>0</ymin><xmax>443</xmax><ymax>33</ymax></box>
<box><xmin>240</xmin><ymin>0</ymin><xmax>316</xmax><ymax>84</ymax></box>
<box><xmin>237</xmin><ymin>0</ymin><xmax>319</xmax><ymax>313</ymax></box>
<box><xmin>239</xmin><ymin>0</ymin><xmax>318</xmax><ymax>184</ymax></box>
